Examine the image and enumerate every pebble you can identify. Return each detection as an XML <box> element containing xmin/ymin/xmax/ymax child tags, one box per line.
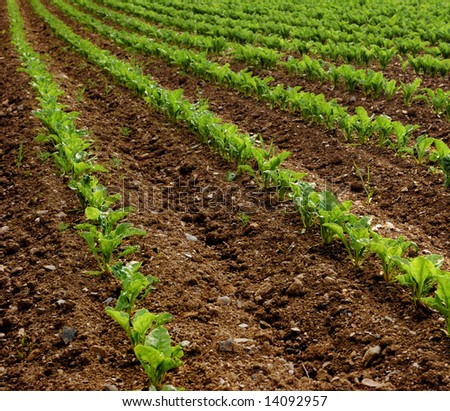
<box><xmin>61</xmin><ymin>326</ymin><xmax>77</xmax><ymax>344</ymax></box>
<box><xmin>323</xmin><ymin>276</ymin><xmax>337</xmax><ymax>285</ymax></box>
<box><xmin>36</xmin><ymin>210</ymin><xmax>49</xmax><ymax>217</ymax></box>
<box><xmin>0</xmin><ymin>226</ymin><xmax>9</xmax><ymax>234</ymax></box>
<box><xmin>255</xmin><ymin>283</ymin><xmax>273</xmax><ymax>299</ymax></box>
<box><xmin>0</xmin><ymin>367</ymin><xmax>6</xmax><ymax>375</ymax></box>
<box><xmin>184</xmin><ymin>233</ymin><xmax>198</xmax><ymax>242</ymax></box>
<box><xmin>238</xmin><ymin>323</ymin><xmax>249</xmax><ymax>329</ymax></box>
<box><xmin>363</xmin><ymin>345</ymin><xmax>382</xmax><ymax>367</ymax></box>
<box><xmin>361</xmin><ymin>378</ymin><xmax>384</xmax><ymax>388</ymax></box>
<box><xmin>234</xmin><ymin>338</ymin><xmax>251</xmax><ymax>344</ymax></box>
<box><xmin>57</xmin><ymin>212</ymin><xmax>67</xmax><ymax>218</ymax></box>
<box><xmin>217</xmin><ymin>296</ymin><xmax>231</xmax><ymax>306</ymax></box>
<box><xmin>218</xmin><ymin>339</ymin><xmax>234</xmax><ymax>352</ymax></box>
<box><xmin>44</xmin><ymin>265</ymin><xmax>56</xmax><ymax>271</ymax></box>
<box><xmin>286</xmin><ymin>279</ymin><xmax>305</xmax><ymax>296</ymax></box>
<box><xmin>103</xmin><ymin>383</ymin><xmax>119</xmax><ymax>391</ymax></box>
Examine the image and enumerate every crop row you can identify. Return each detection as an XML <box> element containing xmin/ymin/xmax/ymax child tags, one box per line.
<box><xmin>50</xmin><ymin>0</ymin><xmax>450</xmax><ymax>188</ymax></box>
<box><xmin>8</xmin><ymin>0</ymin><xmax>184</xmax><ymax>390</ymax></box>
<box><xmin>111</xmin><ymin>0</ymin><xmax>450</xmax><ymax>73</ymax></box>
<box><xmin>31</xmin><ymin>0</ymin><xmax>450</xmax><ymax>336</ymax></box>
<box><xmin>71</xmin><ymin>0</ymin><xmax>450</xmax><ymax>118</ymax></box>
<box><xmin>143</xmin><ymin>0</ymin><xmax>450</xmax><ymax>51</ymax></box>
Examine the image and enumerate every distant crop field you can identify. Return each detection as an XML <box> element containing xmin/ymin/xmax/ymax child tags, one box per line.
<box><xmin>2</xmin><ymin>0</ymin><xmax>449</xmax><ymax>392</ymax></box>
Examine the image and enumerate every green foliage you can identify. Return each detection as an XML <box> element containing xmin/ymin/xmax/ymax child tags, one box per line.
<box><xmin>393</xmin><ymin>255</ymin><xmax>443</xmax><ymax>305</ymax></box>
<box><xmin>111</xmin><ymin>261</ymin><xmax>159</xmax><ymax>315</ymax></box>
<box><xmin>323</xmin><ymin>214</ymin><xmax>373</xmax><ymax>267</ymax></box>
<box><xmin>369</xmin><ymin>233</ymin><xmax>418</xmax><ymax>282</ymax></box>
<box><xmin>75</xmin><ymin>206</ymin><xmax>146</xmax><ymax>273</ymax></box>
<box><xmin>134</xmin><ymin>326</ymin><xmax>184</xmax><ymax>391</ymax></box>
<box><xmin>16</xmin><ymin>142</ymin><xmax>24</xmax><ymax>168</ymax></box>
<box><xmin>423</xmin><ymin>273</ymin><xmax>450</xmax><ymax>336</ymax></box>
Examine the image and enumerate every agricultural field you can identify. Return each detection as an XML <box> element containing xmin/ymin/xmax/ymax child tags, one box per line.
<box><xmin>1</xmin><ymin>0</ymin><xmax>450</xmax><ymax>391</ymax></box>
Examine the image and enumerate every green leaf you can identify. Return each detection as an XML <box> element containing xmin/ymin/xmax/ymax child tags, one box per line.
<box><xmin>131</xmin><ymin>309</ymin><xmax>158</xmax><ymax>346</ymax></box>
<box><xmin>106</xmin><ymin>307</ymin><xmax>131</xmax><ymax>339</ymax></box>
<box><xmin>85</xmin><ymin>206</ymin><xmax>101</xmax><ymax>221</ymax></box>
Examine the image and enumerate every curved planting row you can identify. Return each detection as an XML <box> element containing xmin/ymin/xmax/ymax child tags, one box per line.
<box><xmin>135</xmin><ymin>0</ymin><xmax>450</xmax><ymax>55</ymax></box>
<box><xmin>115</xmin><ymin>0</ymin><xmax>450</xmax><ymax>74</ymax></box>
<box><xmin>8</xmin><ymin>0</ymin><xmax>184</xmax><ymax>391</ymax></box>
<box><xmin>49</xmin><ymin>0</ymin><xmax>450</xmax><ymax>188</ymax></box>
<box><xmin>30</xmin><ymin>0</ymin><xmax>450</xmax><ymax>336</ymax></box>
<box><xmin>71</xmin><ymin>0</ymin><xmax>450</xmax><ymax>120</ymax></box>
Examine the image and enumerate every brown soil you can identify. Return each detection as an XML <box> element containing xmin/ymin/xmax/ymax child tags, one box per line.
<box><xmin>1</xmin><ymin>0</ymin><xmax>449</xmax><ymax>391</ymax></box>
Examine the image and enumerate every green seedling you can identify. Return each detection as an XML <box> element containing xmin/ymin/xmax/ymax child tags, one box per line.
<box><xmin>111</xmin><ymin>261</ymin><xmax>159</xmax><ymax>315</ymax></box>
<box><xmin>16</xmin><ymin>142</ymin><xmax>24</xmax><ymax>168</ymax></box>
<box><xmin>429</xmin><ymin>139</ymin><xmax>450</xmax><ymax>187</ymax></box>
<box><xmin>316</xmin><ymin>192</ymin><xmax>353</xmax><ymax>244</ymax></box>
<box><xmin>393</xmin><ymin>254</ymin><xmax>443</xmax><ymax>306</ymax></box>
<box><xmin>392</xmin><ymin>122</ymin><xmax>419</xmax><ymax>155</ymax></box>
<box><xmin>354</xmin><ymin>162</ymin><xmax>376</xmax><ymax>203</ymax></box>
<box><xmin>413</xmin><ymin>135</ymin><xmax>435</xmax><ymax>164</ymax></box>
<box><xmin>76</xmin><ymin>85</ymin><xmax>86</xmax><ymax>102</ymax></box>
<box><xmin>323</xmin><ymin>214</ymin><xmax>373</xmax><ymax>267</ymax></box>
<box><xmin>37</xmin><ymin>151</ymin><xmax>52</xmax><ymax>162</ymax></box>
<box><xmin>69</xmin><ymin>174</ymin><xmax>121</xmax><ymax>210</ymax></box>
<box><xmin>121</xmin><ymin>126</ymin><xmax>131</xmax><ymax>137</ymax></box>
<box><xmin>111</xmin><ymin>157</ymin><xmax>122</xmax><ymax>169</ymax></box>
<box><xmin>237</xmin><ymin>213</ymin><xmax>250</xmax><ymax>227</ymax></box>
<box><xmin>423</xmin><ymin>273</ymin><xmax>450</xmax><ymax>335</ymax></box>
<box><xmin>106</xmin><ymin>307</ymin><xmax>183</xmax><ymax>390</ymax></box>
<box><xmin>75</xmin><ymin>206</ymin><xmax>146</xmax><ymax>273</ymax></box>
<box><xmin>289</xmin><ymin>181</ymin><xmax>319</xmax><ymax>229</ymax></box>
<box><xmin>369</xmin><ymin>232</ymin><xmax>418</xmax><ymax>282</ymax></box>
<box><xmin>399</xmin><ymin>78</ymin><xmax>422</xmax><ymax>106</ymax></box>
<box><xmin>374</xmin><ymin>115</ymin><xmax>395</xmax><ymax>148</ymax></box>
<box><xmin>134</xmin><ymin>325</ymin><xmax>184</xmax><ymax>391</ymax></box>
<box><xmin>58</xmin><ymin>222</ymin><xmax>70</xmax><ymax>232</ymax></box>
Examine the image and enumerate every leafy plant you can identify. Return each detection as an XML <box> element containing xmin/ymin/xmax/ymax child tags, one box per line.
<box><xmin>75</xmin><ymin>206</ymin><xmax>146</xmax><ymax>274</ymax></box>
<box><xmin>354</xmin><ymin>163</ymin><xmax>376</xmax><ymax>203</ymax></box>
<box><xmin>134</xmin><ymin>326</ymin><xmax>184</xmax><ymax>391</ymax></box>
<box><xmin>289</xmin><ymin>181</ymin><xmax>319</xmax><ymax>229</ymax></box>
<box><xmin>393</xmin><ymin>255</ymin><xmax>443</xmax><ymax>306</ymax></box>
<box><xmin>317</xmin><ymin>193</ymin><xmax>353</xmax><ymax>244</ymax></box>
<box><xmin>111</xmin><ymin>261</ymin><xmax>159</xmax><ymax>315</ymax></box>
<box><xmin>69</xmin><ymin>174</ymin><xmax>121</xmax><ymax>210</ymax></box>
<box><xmin>106</xmin><ymin>307</ymin><xmax>183</xmax><ymax>390</ymax></box>
<box><xmin>423</xmin><ymin>273</ymin><xmax>450</xmax><ymax>335</ymax></box>
<box><xmin>323</xmin><ymin>214</ymin><xmax>373</xmax><ymax>267</ymax></box>
<box><xmin>399</xmin><ymin>78</ymin><xmax>422</xmax><ymax>106</ymax></box>
<box><xmin>429</xmin><ymin>139</ymin><xmax>450</xmax><ymax>187</ymax></box>
<box><xmin>369</xmin><ymin>233</ymin><xmax>418</xmax><ymax>282</ymax></box>
<box><xmin>413</xmin><ymin>135</ymin><xmax>435</xmax><ymax>164</ymax></box>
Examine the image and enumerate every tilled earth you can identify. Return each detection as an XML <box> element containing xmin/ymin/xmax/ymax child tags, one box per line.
<box><xmin>1</xmin><ymin>0</ymin><xmax>450</xmax><ymax>391</ymax></box>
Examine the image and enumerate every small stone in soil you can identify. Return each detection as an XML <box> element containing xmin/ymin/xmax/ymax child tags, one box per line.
<box><xmin>363</xmin><ymin>345</ymin><xmax>382</xmax><ymax>367</ymax></box>
<box><xmin>361</xmin><ymin>378</ymin><xmax>384</xmax><ymax>388</ymax></box>
<box><xmin>218</xmin><ymin>339</ymin><xmax>234</xmax><ymax>352</ymax></box>
<box><xmin>61</xmin><ymin>326</ymin><xmax>77</xmax><ymax>344</ymax></box>
<box><xmin>217</xmin><ymin>296</ymin><xmax>231</xmax><ymax>305</ymax></box>
<box><xmin>44</xmin><ymin>265</ymin><xmax>56</xmax><ymax>271</ymax></box>
<box><xmin>103</xmin><ymin>383</ymin><xmax>119</xmax><ymax>391</ymax></box>
<box><xmin>286</xmin><ymin>280</ymin><xmax>305</xmax><ymax>296</ymax></box>
<box><xmin>184</xmin><ymin>233</ymin><xmax>198</xmax><ymax>241</ymax></box>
